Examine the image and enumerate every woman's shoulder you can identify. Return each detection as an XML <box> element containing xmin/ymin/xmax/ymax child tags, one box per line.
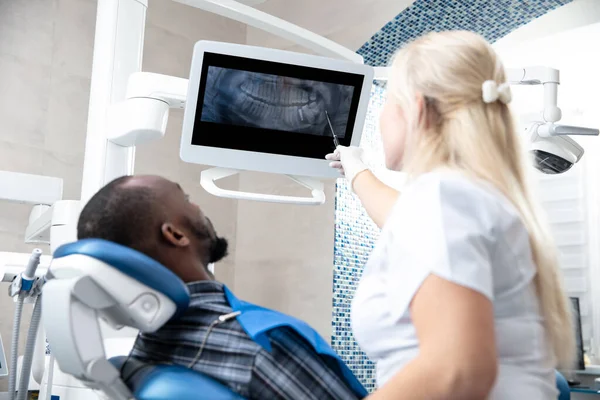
<box><xmin>399</xmin><ymin>169</ymin><xmax>523</xmax><ymax>225</ymax></box>
<box><xmin>408</xmin><ymin>169</ymin><xmax>492</xmax><ymax>196</ymax></box>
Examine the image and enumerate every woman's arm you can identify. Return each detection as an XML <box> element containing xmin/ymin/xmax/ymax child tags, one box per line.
<box><xmin>352</xmin><ymin>170</ymin><xmax>399</xmax><ymax>229</ymax></box>
<box><xmin>368</xmin><ymin>274</ymin><xmax>498</xmax><ymax>400</ymax></box>
<box><xmin>326</xmin><ymin>146</ymin><xmax>400</xmax><ymax>229</ymax></box>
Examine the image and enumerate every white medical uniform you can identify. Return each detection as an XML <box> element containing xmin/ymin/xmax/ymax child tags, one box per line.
<box><xmin>351</xmin><ymin>170</ymin><xmax>557</xmax><ymax>399</ymax></box>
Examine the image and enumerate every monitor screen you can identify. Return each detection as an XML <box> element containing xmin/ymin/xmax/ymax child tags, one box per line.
<box><xmin>201</xmin><ymin>67</ymin><xmax>355</xmax><ymax>138</ymax></box>
<box><xmin>191</xmin><ymin>52</ymin><xmax>365</xmax><ymax>160</ymax></box>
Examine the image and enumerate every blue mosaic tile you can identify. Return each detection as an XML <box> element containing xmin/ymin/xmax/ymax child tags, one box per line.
<box><xmin>332</xmin><ymin>2</ymin><xmax>572</xmax><ymax>391</ymax></box>
<box><xmin>357</xmin><ymin>0</ymin><xmax>573</xmax><ymax>67</ymax></box>
<box><xmin>332</xmin><ymin>86</ymin><xmax>386</xmax><ymax>391</ymax></box>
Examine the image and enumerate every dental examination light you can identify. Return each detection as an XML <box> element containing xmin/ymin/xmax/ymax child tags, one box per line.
<box><xmin>527</xmin><ymin>122</ymin><xmax>597</xmax><ymax>174</ymax></box>
<box><xmin>506</xmin><ymin>66</ymin><xmax>599</xmax><ymax>174</ymax></box>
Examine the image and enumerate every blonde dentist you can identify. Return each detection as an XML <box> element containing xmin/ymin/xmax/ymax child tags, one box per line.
<box><xmin>327</xmin><ymin>31</ymin><xmax>574</xmax><ymax>400</ymax></box>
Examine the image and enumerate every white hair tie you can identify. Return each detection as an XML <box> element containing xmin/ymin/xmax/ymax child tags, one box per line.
<box><xmin>482</xmin><ymin>80</ymin><xmax>512</xmax><ymax>104</ymax></box>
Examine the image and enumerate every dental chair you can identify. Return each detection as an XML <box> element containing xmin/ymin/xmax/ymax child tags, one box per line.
<box><xmin>42</xmin><ymin>238</ymin><xmax>367</xmax><ymax>400</ymax></box>
<box><xmin>42</xmin><ymin>239</ymin><xmax>244</xmax><ymax>400</ymax></box>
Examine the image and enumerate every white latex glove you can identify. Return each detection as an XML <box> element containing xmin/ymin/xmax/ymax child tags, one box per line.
<box><xmin>325</xmin><ymin>146</ymin><xmax>369</xmax><ymax>190</ymax></box>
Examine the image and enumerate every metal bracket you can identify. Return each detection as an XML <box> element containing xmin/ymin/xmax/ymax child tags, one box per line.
<box><xmin>200</xmin><ymin>167</ymin><xmax>326</xmax><ymax>205</ymax></box>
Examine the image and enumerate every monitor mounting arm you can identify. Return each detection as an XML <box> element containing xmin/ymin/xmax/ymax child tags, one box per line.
<box><xmin>374</xmin><ymin>66</ymin><xmax>563</xmax><ymax>122</ymax></box>
<box><xmin>506</xmin><ymin>66</ymin><xmax>598</xmax><ymax>138</ymax></box>
<box><xmin>375</xmin><ymin>65</ymin><xmax>599</xmax><ymax>138</ymax></box>
<box><xmin>506</xmin><ymin>66</ymin><xmax>562</xmax><ymax>124</ymax></box>
<box><xmin>106</xmin><ymin>73</ymin><xmax>188</xmax><ymax>147</ymax></box>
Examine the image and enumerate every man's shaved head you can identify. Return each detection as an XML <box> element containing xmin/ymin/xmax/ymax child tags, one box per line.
<box><xmin>77</xmin><ymin>175</ymin><xmax>228</xmax><ymax>281</ymax></box>
<box><xmin>78</xmin><ymin>176</ymin><xmax>165</xmax><ymax>255</ymax></box>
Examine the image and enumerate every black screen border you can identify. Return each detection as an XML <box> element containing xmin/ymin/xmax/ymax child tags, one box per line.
<box><xmin>191</xmin><ymin>52</ymin><xmax>365</xmax><ymax>159</ymax></box>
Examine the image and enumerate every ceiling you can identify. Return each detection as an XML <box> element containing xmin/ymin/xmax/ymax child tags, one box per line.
<box><xmin>246</xmin><ymin>0</ymin><xmax>415</xmax><ymax>54</ymax></box>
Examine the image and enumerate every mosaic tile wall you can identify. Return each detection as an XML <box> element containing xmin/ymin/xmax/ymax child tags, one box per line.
<box><xmin>331</xmin><ymin>0</ymin><xmax>573</xmax><ymax>391</ymax></box>
<box><xmin>357</xmin><ymin>0</ymin><xmax>573</xmax><ymax>67</ymax></box>
<box><xmin>332</xmin><ymin>85</ymin><xmax>386</xmax><ymax>391</ymax></box>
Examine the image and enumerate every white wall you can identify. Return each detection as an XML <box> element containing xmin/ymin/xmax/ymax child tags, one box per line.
<box><xmin>495</xmin><ymin>19</ymin><xmax>600</xmax><ymax>364</ymax></box>
<box><xmin>0</xmin><ymin>0</ymin><xmax>247</xmax><ymax>391</ymax></box>
<box><xmin>494</xmin><ymin>0</ymin><xmax>600</xmax><ymax>49</ymax></box>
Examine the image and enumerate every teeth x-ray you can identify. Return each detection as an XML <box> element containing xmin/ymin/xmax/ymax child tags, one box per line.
<box><xmin>200</xmin><ymin>67</ymin><xmax>354</xmax><ymax>137</ymax></box>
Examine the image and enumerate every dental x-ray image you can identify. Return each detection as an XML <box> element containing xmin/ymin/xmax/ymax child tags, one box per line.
<box><xmin>201</xmin><ymin>67</ymin><xmax>354</xmax><ymax>137</ymax></box>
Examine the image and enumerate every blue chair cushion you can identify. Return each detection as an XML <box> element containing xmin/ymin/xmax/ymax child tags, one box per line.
<box><xmin>555</xmin><ymin>370</ymin><xmax>570</xmax><ymax>400</ymax></box>
<box><xmin>223</xmin><ymin>286</ymin><xmax>369</xmax><ymax>398</ymax></box>
<box><xmin>110</xmin><ymin>356</ymin><xmax>244</xmax><ymax>400</ymax></box>
<box><xmin>54</xmin><ymin>239</ymin><xmax>190</xmax><ymax>318</ymax></box>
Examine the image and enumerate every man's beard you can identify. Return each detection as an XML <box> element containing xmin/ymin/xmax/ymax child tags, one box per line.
<box><xmin>209</xmin><ymin>236</ymin><xmax>228</xmax><ymax>263</ymax></box>
<box><xmin>187</xmin><ymin>217</ymin><xmax>229</xmax><ymax>265</ymax></box>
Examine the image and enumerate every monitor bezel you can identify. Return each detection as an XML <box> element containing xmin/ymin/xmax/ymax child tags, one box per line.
<box><xmin>181</xmin><ymin>40</ymin><xmax>373</xmax><ymax>179</ymax></box>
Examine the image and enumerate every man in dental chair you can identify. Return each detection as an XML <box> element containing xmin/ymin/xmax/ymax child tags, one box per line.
<box><xmin>77</xmin><ymin>175</ymin><xmax>364</xmax><ymax>400</ymax></box>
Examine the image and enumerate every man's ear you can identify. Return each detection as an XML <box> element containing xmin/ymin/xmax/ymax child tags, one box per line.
<box><xmin>161</xmin><ymin>223</ymin><xmax>190</xmax><ymax>247</ymax></box>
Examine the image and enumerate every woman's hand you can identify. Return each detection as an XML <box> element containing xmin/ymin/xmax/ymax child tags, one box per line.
<box><xmin>325</xmin><ymin>146</ymin><xmax>369</xmax><ymax>189</ymax></box>
<box><xmin>325</xmin><ymin>146</ymin><xmax>400</xmax><ymax>229</ymax></box>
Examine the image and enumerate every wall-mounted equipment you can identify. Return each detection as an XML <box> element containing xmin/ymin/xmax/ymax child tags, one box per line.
<box><xmin>181</xmin><ymin>41</ymin><xmax>373</xmax><ymax>179</ymax></box>
<box><xmin>507</xmin><ymin>66</ymin><xmax>599</xmax><ymax>174</ymax></box>
<box><xmin>107</xmin><ymin>41</ymin><xmax>373</xmax><ymax>205</ymax></box>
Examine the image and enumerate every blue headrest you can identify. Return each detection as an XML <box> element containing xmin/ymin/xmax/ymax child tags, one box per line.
<box><xmin>110</xmin><ymin>356</ymin><xmax>244</xmax><ymax>400</ymax></box>
<box><xmin>555</xmin><ymin>370</ymin><xmax>570</xmax><ymax>400</ymax></box>
<box><xmin>54</xmin><ymin>239</ymin><xmax>190</xmax><ymax>316</ymax></box>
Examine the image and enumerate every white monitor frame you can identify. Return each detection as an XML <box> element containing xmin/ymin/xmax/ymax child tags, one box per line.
<box><xmin>180</xmin><ymin>40</ymin><xmax>374</xmax><ymax>179</ymax></box>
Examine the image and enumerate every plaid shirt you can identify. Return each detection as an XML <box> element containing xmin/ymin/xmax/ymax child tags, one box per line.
<box><xmin>129</xmin><ymin>281</ymin><xmax>360</xmax><ymax>400</ymax></box>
